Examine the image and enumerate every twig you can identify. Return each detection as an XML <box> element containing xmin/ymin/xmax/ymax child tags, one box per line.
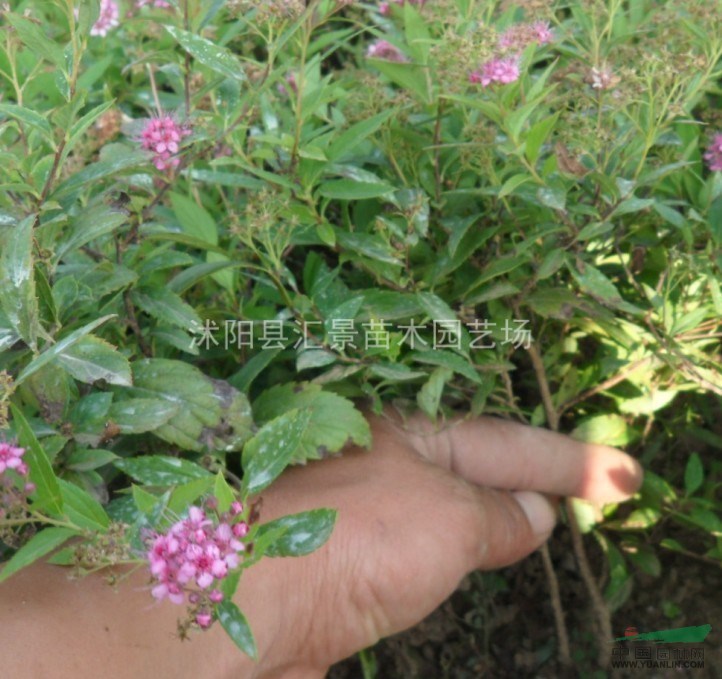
<box><xmin>521</xmin><ymin>309</ymin><xmax>612</xmax><ymax>668</ymax></box>
<box><xmin>540</xmin><ymin>543</ymin><xmax>571</xmax><ymax>664</ymax></box>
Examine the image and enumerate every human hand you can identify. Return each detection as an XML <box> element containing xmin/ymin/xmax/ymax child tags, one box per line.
<box><xmin>0</xmin><ymin>407</ymin><xmax>642</xmax><ymax>679</ymax></box>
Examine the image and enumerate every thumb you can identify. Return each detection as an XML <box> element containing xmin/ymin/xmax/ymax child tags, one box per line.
<box><xmin>471</xmin><ymin>488</ymin><xmax>557</xmax><ymax>570</ymax></box>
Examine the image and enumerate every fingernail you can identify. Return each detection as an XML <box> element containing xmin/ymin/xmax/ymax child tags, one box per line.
<box><xmin>513</xmin><ymin>491</ymin><xmax>556</xmax><ymax>537</ymax></box>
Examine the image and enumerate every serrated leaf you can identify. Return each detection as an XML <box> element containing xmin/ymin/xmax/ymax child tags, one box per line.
<box><xmin>256</xmin><ymin>509</ymin><xmax>337</xmax><ymax>557</ymax></box>
<box><xmin>10</xmin><ymin>404</ymin><xmax>63</xmax><ymax>515</ymax></box>
<box><xmin>165</xmin><ymin>26</ymin><xmax>245</xmax><ymax>81</ymax></box>
<box><xmin>57</xmin><ymin>335</ymin><xmax>132</xmax><ymax>386</ymax></box>
<box><xmin>58</xmin><ymin>478</ymin><xmax>110</xmax><ymax>532</ymax></box>
<box><xmin>52</xmin><ymin>151</ymin><xmax>148</xmax><ymax>199</ymax></box>
<box><xmin>55</xmin><ymin>204</ymin><xmax>128</xmax><ymax>262</ymax></box>
<box><xmin>131</xmin><ymin>286</ymin><xmax>201</xmax><ymax>329</ymax></box>
<box><xmin>0</xmin><ymin>103</ymin><xmax>54</xmax><ymax>141</ymax></box>
<box><xmin>241</xmin><ymin>408</ymin><xmax>312</xmax><ymax>497</ymax></box>
<box><xmin>252</xmin><ymin>383</ymin><xmax>371</xmax><ymax>462</ymax></box>
<box><xmin>0</xmin><ymin>215</ymin><xmax>40</xmax><ymax>349</ymax></box>
<box><xmin>0</xmin><ymin>527</ymin><xmax>78</xmax><ymax>584</ymax></box>
<box><xmin>217</xmin><ymin>601</ymin><xmax>257</xmax><ymax>659</ymax></box>
<box><xmin>115</xmin><ymin>455</ymin><xmax>212</xmax><ymax>486</ymax></box>
<box><xmin>15</xmin><ymin>314</ymin><xmax>117</xmax><ymax>386</ymax></box>
<box><xmin>123</xmin><ymin>359</ymin><xmax>254</xmax><ymax>452</ymax></box>
<box><xmin>107</xmin><ymin>398</ymin><xmax>179</xmax><ymax>434</ymax></box>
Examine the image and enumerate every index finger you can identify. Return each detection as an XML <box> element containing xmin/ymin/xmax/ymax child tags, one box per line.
<box><xmin>378</xmin><ymin>407</ymin><xmax>643</xmax><ymax>503</ymax></box>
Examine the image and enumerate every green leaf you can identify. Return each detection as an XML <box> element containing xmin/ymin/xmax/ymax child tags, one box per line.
<box><xmin>252</xmin><ymin>383</ymin><xmax>372</xmax><ymax>462</ymax></box>
<box><xmin>115</xmin><ymin>455</ymin><xmax>212</xmax><ymax>486</ymax></box>
<box><xmin>213</xmin><ymin>472</ymin><xmax>237</xmax><ymax>513</ymax></box>
<box><xmin>6</xmin><ymin>14</ymin><xmax>65</xmax><ymax>65</ymax></box>
<box><xmin>66</xmin><ymin>448</ymin><xmax>118</xmax><ymax>472</ymax></box>
<box><xmin>571</xmin><ymin>414</ymin><xmax>635</xmax><ymax>447</ymax></box>
<box><xmin>326</xmin><ymin>110</ymin><xmax>394</xmax><ymax>162</ymax></box>
<box><xmin>57</xmin><ymin>335</ymin><xmax>132</xmax><ymax>386</ymax></box>
<box><xmin>242</xmin><ymin>408</ymin><xmax>312</xmax><ymax>497</ymax></box>
<box><xmin>498</xmin><ymin>174</ymin><xmax>531</xmax><ymax>198</ymax></box>
<box><xmin>318</xmin><ymin>180</ymin><xmax>394</xmax><ymax>200</ymax></box>
<box><xmin>132</xmin><ymin>484</ymin><xmax>161</xmax><ymax>515</ymax></box>
<box><xmin>63</xmin><ymin>100</ymin><xmax>116</xmax><ymax>163</ymax></box>
<box><xmin>0</xmin><ymin>215</ymin><xmax>40</xmax><ymax>349</ymax></box>
<box><xmin>168</xmin><ymin>476</ymin><xmax>215</xmax><ymax>514</ymax></box>
<box><xmin>417</xmin><ymin>366</ymin><xmax>452</xmax><ymax>419</ymax></box>
<box><xmin>335</xmin><ymin>231</ymin><xmax>401</xmax><ymax>265</ymax></box>
<box><xmin>217</xmin><ymin>601</ymin><xmax>257</xmax><ymax>659</ymax></box>
<box><xmin>15</xmin><ymin>314</ymin><xmax>117</xmax><ymax>386</ymax></box>
<box><xmin>256</xmin><ymin>509</ymin><xmax>337</xmax><ymax>557</ymax></box>
<box><xmin>0</xmin><ymin>103</ymin><xmax>54</xmax><ymax>141</ymax></box>
<box><xmin>525</xmin><ymin>112</ymin><xmax>559</xmax><ymax>164</ymax></box>
<box><xmin>58</xmin><ymin>478</ymin><xmax>110</xmax><ymax>532</ymax></box>
<box><xmin>370</xmin><ymin>60</ymin><xmax>430</xmax><ymax>103</ymax></box>
<box><xmin>165</xmin><ymin>26</ymin><xmax>245</xmax><ymax>81</ymax></box>
<box><xmin>131</xmin><ymin>286</ymin><xmax>202</xmax><ymax>329</ymax></box>
<box><xmin>107</xmin><ymin>398</ymin><xmax>180</xmax><ymax>434</ymax></box>
<box><xmin>54</xmin><ymin>203</ymin><xmax>128</xmax><ymax>261</ymax></box>
<box><xmin>684</xmin><ymin>453</ymin><xmax>704</xmax><ymax>496</ymax></box>
<box><xmin>10</xmin><ymin>404</ymin><xmax>63</xmax><ymax>515</ymax></box>
<box><xmin>409</xmin><ymin>350</ymin><xmax>481</xmax><ymax>384</ymax></box>
<box><xmin>0</xmin><ymin>527</ymin><xmax>78</xmax><ymax>584</ymax></box>
<box><xmin>52</xmin><ymin>151</ymin><xmax>148</xmax><ymax>199</ymax></box>
<box><xmin>123</xmin><ymin>359</ymin><xmax>254</xmax><ymax>452</ymax></box>
<box><xmin>567</xmin><ymin>258</ymin><xmax>624</xmax><ymax>306</ymax></box>
<box><xmin>170</xmin><ymin>192</ymin><xmax>218</xmax><ymax>245</ymax></box>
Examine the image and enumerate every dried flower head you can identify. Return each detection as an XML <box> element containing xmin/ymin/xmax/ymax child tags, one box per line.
<box><xmin>366</xmin><ymin>40</ymin><xmax>408</xmax><ymax>62</ymax></box>
<box><xmin>704</xmin><ymin>133</ymin><xmax>722</xmax><ymax>172</ymax></box>
<box><xmin>587</xmin><ymin>65</ymin><xmax>621</xmax><ymax>91</ymax></box>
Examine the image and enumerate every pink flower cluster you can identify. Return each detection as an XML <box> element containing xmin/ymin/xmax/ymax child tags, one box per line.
<box><xmin>469</xmin><ymin>57</ymin><xmax>521</xmax><ymax>87</ymax></box>
<box><xmin>91</xmin><ymin>0</ymin><xmax>120</xmax><ymax>37</ymax></box>
<box><xmin>705</xmin><ymin>134</ymin><xmax>722</xmax><ymax>172</ymax></box>
<box><xmin>138</xmin><ymin>113</ymin><xmax>192</xmax><ymax>171</ymax></box>
<box><xmin>470</xmin><ymin>20</ymin><xmax>554</xmax><ymax>89</ymax></box>
<box><xmin>366</xmin><ymin>40</ymin><xmax>408</xmax><ymax>63</ymax></box>
<box><xmin>379</xmin><ymin>0</ymin><xmax>425</xmax><ymax>16</ymax></box>
<box><xmin>0</xmin><ymin>442</ymin><xmax>35</xmax><ymax>515</ymax></box>
<box><xmin>146</xmin><ymin>501</ymin><xmax>249</xmax><ymax>629</ymax></box>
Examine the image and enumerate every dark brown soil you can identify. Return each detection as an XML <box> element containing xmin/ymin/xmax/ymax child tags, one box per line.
<box><xmin>329</xmin><ymin>529</ymin><xmax>722</xmax><ymax>678</ymax></box>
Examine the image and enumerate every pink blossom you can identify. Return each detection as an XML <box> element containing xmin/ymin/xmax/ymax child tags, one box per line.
<box><xmin>91</xmin><ymin>0</ymin><xmax>120</xmax><ymax>37</ymax></box>
<box><xmin>366</xmin><ymin>40</ymin><xmax>408</xmax><ymax>63</ymax></box>
<box><xmin>0</xmin><ymin>443</ymin><xmax>27</xmax><ymax>476</ymax></box>
<box><xmin>705</xmin><ymin>133</ymin><xmax>722</xmax><ymax>172</ymax></box>
<box><xmin>532</xmin><ymin>21</ymin><xmax>554</xmax><ymax>45</ymax></box>
<box><xmin>469</xmin><ymin>56</ymin><xmax>521</xmax><ymax>87</ymax></box>
<box><xmin>145</xmin><ymin>501</ymin><xmax>248</xmax><ymax>621</ymax></box>
<box><xmin>137</xmin><ymin>113</ymin><xmax>192</xmax><ymax>171</ymax></box>
<box><xmin>196</xmin><ymin>611</ymin><xmax>213</xmax><ymax>628</ymax></box>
